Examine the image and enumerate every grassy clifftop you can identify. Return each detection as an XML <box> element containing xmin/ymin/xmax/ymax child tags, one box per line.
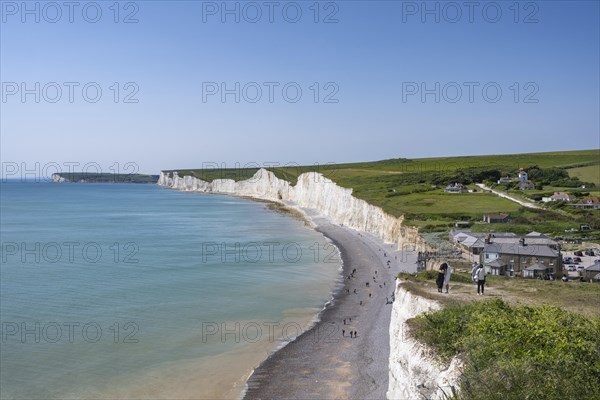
<box><xmin>166</xmin><ymin>149</ymin><xmax>599</xmax><ymax>184</ymax></box>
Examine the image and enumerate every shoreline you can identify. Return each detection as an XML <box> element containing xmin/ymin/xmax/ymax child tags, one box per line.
<box><xmin>239</xmin><ymin>201</ymin><xmax>418</xmax><ymax>399</ymax></box>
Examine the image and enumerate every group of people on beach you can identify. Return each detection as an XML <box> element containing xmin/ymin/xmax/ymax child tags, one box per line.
<box><xmin>436</xmin><ymin>262</ymin><xmax>487</xmax><ymax>295</ymax></box>
<box><xmin>342</xmin><ymin>329</ymin><xmax>357</xmax><ymax>338</ymax></box>
<box><xmin>342</xmin><ymin>318</ymin><xmax>358</xmax><ymax>338</ymax></box>
<box><xmin>341</xmin><ymin>247</ymin><xmax>397</xmax><ymax>339</ymax></box>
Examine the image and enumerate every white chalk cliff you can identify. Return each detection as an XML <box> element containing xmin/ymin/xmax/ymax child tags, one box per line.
<box><xmin>388</xmin><ymin>283</ymin><xmax>462</xmax><ymax>399</ymax></box>
<box><xmin>158</xmin><ymin>168</ymin><xmax>426</xmax><ymax>252</ymax></box>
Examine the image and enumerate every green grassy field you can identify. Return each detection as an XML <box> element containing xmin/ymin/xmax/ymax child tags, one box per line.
<box><xmin>568</xmin><ymin>164</ymin><xmax>600</xmax><ymax>185</ymax></box>
<box><xmin>376</xmin><ymin>190</ymin><xmax>521</xmax><ymax>220</ymax></box>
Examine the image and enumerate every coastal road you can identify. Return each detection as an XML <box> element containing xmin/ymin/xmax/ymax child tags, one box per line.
<box><xmin>244</xmin><ymin>210</ymin><xmax>417</xmax><ymax>399</ymax></box>
<box><xmin>476</xmin><ymin>183</ymin><xmax>542</xmax><ymax>209</ymax></box>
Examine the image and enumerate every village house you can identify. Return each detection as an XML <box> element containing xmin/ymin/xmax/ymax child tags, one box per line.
<box><xmin>444</xmin><ymin>183</ymin><xmax>468</xmax><ymax>193</ymax></box>
<box><xmin>542</xmin><ymin>192</ymin><xmax>576</xmax><ymax>202</ymax></box>
<box><xmin>483</xmin><ymin>213</ymin><xmax>512</xmax><ymax>223</ymax></box>
<box><xmin>457</xmin><ymin>235</ymin><xmax>485</xmax><ymax>255</ymax></box>
<box><xmin>583</xmin><ymin>263</ymin><xmax>600</xmax><ymax>281</ymax></box>
<box><xmin>450</xmin><ymin>230</ymin><xmax>486</xmax><ymax>255</ymax></box>
<box><xmin>518</xmin><ymin>168</ymin><xmax>528</xmax><ymax>181</ymax></box>
<box><xmin>572</xmin><ymin>196</ymin><xmax>600</xmax><ymax>209</ymax></box>
<box><xmin>497</xmin><ymin>176</ymin><xmax>516</xmax><ymax>184</ymax></box>
<box><xmin>480</xmin><ymin>235</ymin><xmax>561</xmax><ymax>277</ymax></box>
<box><xmin>518</xmin><ymin>180</ymin><xmax>536</xmax><ymax>190</ymax></box>
<box><xmin>523</xmin><ymin>263</ymin><xmax>555</xmax><ymax>279</ymax></box>
<box><xmin>450</xmin><ymin>230</ymin><xmax>518</xmax><ymax>256</ymax></box>
<box><xmin>487</xmin><ymin>232</ymin><xmax>559</xmax><ymax>249</ymax></box>
<box><xmin>497</xmin><ymin>169</ymin><xmax>531</xmax><ymax>187</ymax></box>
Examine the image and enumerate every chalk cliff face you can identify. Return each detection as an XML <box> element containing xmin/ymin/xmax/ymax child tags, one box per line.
<box><xmin>158</xmin><ymin>169</ymin><xmax>426</xmax><ymax>252</ymax></box>
<box><xmin>388</xmin><ymin>283</ymin><xmax>462</xmax><ymax>399</ymax></box>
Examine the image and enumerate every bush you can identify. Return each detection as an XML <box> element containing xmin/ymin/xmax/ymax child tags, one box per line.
<box><xmin>408</xmin><ymin>300</ymin><xmax>600</xmax><ymax>400</ymax></box>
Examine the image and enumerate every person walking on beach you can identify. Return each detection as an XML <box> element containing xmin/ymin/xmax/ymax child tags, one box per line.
<box><xmin>443</xmin><ymin>263</ymin><xmax>452</xmax><ymax>294</ymax></box>
<box><xmin>476</xmin><ymin>264</ymin><xmax>487</xmax><ymax>295</ymax></box>
<box><xmin>436</xmin><ymin>263</ymin><xmax>447</xmax><ymax>293</ymax></box>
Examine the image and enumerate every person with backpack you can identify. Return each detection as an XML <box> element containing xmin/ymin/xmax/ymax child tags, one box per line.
<box><xmin>471</xmin><ymin>263</ymin><xmax>479</xmax><ymax>283</ymax></box>
<box><xmin>436</xmin><ymin>263</ymin><xmax>448</xmax><ymax>293</ymax></box>
<box><xmin>476</xmin><ymin>264</ymin><xmax>487</xmax><ymax>295</ymax></box>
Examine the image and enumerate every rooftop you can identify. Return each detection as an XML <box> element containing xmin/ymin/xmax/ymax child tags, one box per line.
<box><xmin>484</xmin><ymin>243</ymin><xmax>559</xmax><ymax>258</ymax></box>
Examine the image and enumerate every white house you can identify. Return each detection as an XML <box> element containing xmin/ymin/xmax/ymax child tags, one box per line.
<box><xmin>542</xmin><ymin>192</ymin><xmax>576</xmax><ymax>202</ymax></box>
<box><xmin>518</xmin><ymin>168</ymin><xmax>528</xmax><ymax>181</ymax></box>
<box><xmin>444</xmin><ymin>183</ymin><xmax>468</xmax><ymax>193</ymax></box>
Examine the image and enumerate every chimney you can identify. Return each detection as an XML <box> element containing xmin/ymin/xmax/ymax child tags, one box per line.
<box><xmin>519</xmin><ymin>237</ymin><xmax>526</xmax><ymax>246</ymax></box>
<box><xmin>484</xmin><ymin>234</ymin><xmax>492</xmax><ymax>244</ymax></box>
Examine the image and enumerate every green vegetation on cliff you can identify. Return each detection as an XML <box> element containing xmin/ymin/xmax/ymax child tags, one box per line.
<box><xmin>409</xmin><ymin>299</ymin><xmax>600</xmax><ymax>400</ymax></box>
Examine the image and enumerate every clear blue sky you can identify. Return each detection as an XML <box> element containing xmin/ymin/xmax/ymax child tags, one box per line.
<box><xmin>1</xmin><ymin>0</ymin><xmax>599</xmax><ymax>174</ymax></box>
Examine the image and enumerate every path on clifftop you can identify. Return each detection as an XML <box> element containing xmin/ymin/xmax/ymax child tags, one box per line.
<box><xmin>476</xmin><ymin>183</ymin><xmax>541</xmax><ymax>209</ymax></box>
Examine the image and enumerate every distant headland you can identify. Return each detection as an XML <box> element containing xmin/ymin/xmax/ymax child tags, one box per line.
<box><xmin>51</xmin><ymin>173</ymin><xmax>159</xmax><ymax>184</ymax></box>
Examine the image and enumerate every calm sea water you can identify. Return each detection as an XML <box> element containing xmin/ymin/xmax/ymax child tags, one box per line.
<box><xmin>0</xmin><ymin>182</ymin><xmax>341</xmax><ymax>399</ymax></box>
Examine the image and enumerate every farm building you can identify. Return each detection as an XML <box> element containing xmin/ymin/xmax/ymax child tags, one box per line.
<box><xmin>483</xmin><ymin>213</ymin><xmax>512</xmax><ymax>223</ymax></box>
<box><xmin>444</xmin><ymin>183</ymin><xmax>468</xmax><ymax>193</ymax></box>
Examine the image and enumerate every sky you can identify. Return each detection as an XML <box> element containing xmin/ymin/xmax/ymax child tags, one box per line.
<box><xmin>1</xmin><ymin>0</ymin><xmax>599</xmax><ymax>175</ymax></box>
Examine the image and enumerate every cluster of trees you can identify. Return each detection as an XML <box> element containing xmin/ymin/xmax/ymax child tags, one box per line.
<box><xmin>526</xmin><ymin>166</ymin><xmax>595</xmax><ymax>187</ymax></box>
<box><xmin>430</xmin><ymin>167</ymin><xmax>502</xmax><ymax>186</ymax></box>
<box><xmin>429</xmin><ymin>165</ymin><xmax>592</xmax><ymax>188</ymax></box>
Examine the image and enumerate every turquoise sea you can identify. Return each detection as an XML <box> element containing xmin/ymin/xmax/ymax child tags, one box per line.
<box><xmin>0</xmin><ymin>182</ymin><xmax>341</xmax><ymax>399</ymax></box>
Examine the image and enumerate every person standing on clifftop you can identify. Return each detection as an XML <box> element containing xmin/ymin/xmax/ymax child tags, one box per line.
<box><xmin>436</xmin><ymin>263</ymin><xmax>447</xmax><ymax>293</ymax></box>
<box><xmin>443</xmin><ymin>263</ymin><xmax>452</xmax><ymax>294</ymax></box>
<box><xmin>476</xmin><ymin>264</ymin><xmax>487</xmax><ymax>295</ymax></box>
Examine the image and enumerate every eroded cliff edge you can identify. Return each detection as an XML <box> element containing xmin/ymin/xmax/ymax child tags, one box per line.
<box><xmin>158</xmin><ymin>168</ymin><xmax>426</xmax><ymax>252</ymax></box>
<box><xmin>388</xmin><ymin>283</ymin><xmax>462</xmax><ymax>399</ymax></box>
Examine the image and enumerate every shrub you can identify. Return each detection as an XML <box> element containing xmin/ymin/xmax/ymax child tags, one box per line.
<box><xmin>408</xmin><ymin>300</ymin><xmax>600</xmax><ymax>400</ymax></box>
